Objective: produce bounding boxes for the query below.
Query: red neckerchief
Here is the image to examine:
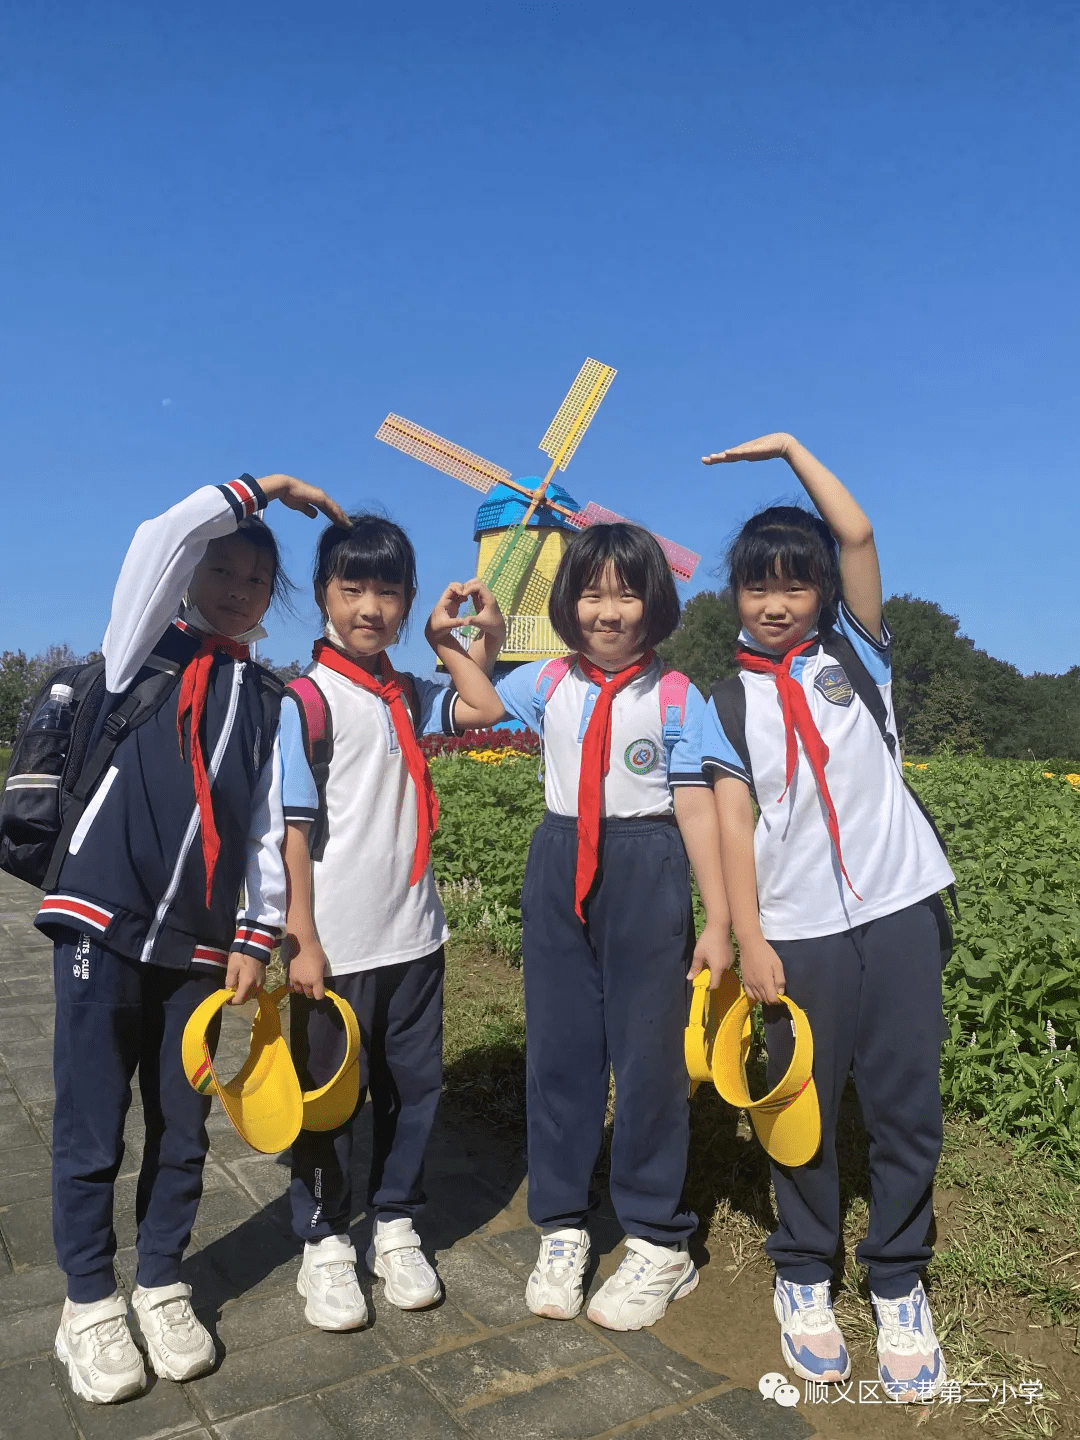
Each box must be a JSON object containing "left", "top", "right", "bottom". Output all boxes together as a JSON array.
[
  {"left": 313, "top": 640, "right": 438, "bottom": 886},
  {"left": 737, "top": 639, "right": 862, "bottom": 899},
  {"left": 176, "top": 635, "right": 249, "bottom": 907},
  {"left": 573, "top": 650, "right": 655, "bottom": 920}
]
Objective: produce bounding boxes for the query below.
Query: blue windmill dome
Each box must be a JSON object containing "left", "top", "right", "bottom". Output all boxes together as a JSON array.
[{"left": 473, "top": 480, "right": 581, "bottom": 539}]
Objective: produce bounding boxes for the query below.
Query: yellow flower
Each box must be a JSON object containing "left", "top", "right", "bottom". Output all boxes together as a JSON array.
[
  {"left": 915, "top": 763, "right": 929, "bottom": 770},
  {"left": 1066, "top": 774, "right": 1080, "bottom": 787},
  {"left": 1044, "top": 772, "right": 1056, "bottom": 779},
  {"left": 903, "top": 761, "right": 913, "bottom": 768},
  {"left": 461, "top": 747, "right": 531, "bottom": 765}
]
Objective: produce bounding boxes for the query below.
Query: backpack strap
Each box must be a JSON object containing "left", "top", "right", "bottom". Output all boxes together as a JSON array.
[
  {"left": 708, "top": 675, "right": 756, "bottom": 804},
  {"left": 253, "top": 669, "right": 284, "bottom": 769},
  {"left": 657, "top": 668, "right": 690, "bottom": 757},
  {"left": 820, "top": 629, "right": 895, "bottom": 754},
  {"left": 823, "top": 627, "right": 959, "bottom": 915},
  {"left": 286, "top": 676, "right": 334, "bottom": 861},
  {"left": 43, "top": 669, "right": 180, "bottom": 891},
  {"left": 533, "top": 655, "right": 573, "bottom": 721}
]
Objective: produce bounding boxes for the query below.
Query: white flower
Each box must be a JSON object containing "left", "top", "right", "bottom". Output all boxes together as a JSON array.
[{"left": 1046, "top": 1018, "right": 1057, "bottom": 1051}]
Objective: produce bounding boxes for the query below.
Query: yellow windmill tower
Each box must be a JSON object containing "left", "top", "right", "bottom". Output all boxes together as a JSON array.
[{"left": 376, "top": 359, "right": 700, "bottom": 664}]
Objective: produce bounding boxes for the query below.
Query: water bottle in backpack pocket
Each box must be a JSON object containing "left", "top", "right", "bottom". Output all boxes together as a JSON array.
[
  {"left": 30, "top": 683, "right": 75, "bottom": 732},
  {"left": 0, "top": 666, "right": 109, "bottom": 886},
  {"left": 5, "top": 683, "right": 79, "bottom": 842}
]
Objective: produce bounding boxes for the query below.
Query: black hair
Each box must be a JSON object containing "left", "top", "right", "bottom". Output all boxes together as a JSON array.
[
  {"left": 548, "top": 522, "right": 681, "bottom": 651},
  {"left": 726, "top": 506, "right": 841, "bottom": 626},
  {"left": 231, "top": 514, "right": 297, "bottom": 614},
  {"left": 313, "top": 512, "right": 418, "bottom": 635}
]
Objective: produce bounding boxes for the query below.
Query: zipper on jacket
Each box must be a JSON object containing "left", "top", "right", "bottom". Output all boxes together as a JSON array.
[{"left": 141, "top": 662, "right": 245, "bottom": 963}]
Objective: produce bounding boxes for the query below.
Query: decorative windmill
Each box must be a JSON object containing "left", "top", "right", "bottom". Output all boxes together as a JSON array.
[{"left": 376, "top": 359, "right": 700, "bottom": 664}]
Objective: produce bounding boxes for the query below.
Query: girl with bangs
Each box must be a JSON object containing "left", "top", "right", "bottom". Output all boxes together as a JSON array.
[
  {"left": 700, "top": 434, "right": 954, "bottom": 1402},
  {"left": 279, "top": 514, "right": 505, "bottom": 1330},
  {"left": 473, "top": 522, "right": 731, "bottom": 1333}
]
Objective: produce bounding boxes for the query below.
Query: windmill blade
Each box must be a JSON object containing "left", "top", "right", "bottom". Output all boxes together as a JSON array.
[
  {"left": 483, "top": 524, "right": 542, "bottom": 613},
  {"left": 568, "top": 501, "right": 701, "bottom": 581},
  {"left": 519, "top": 568, "right": 552, "bottom": 614},
  {"left": 538, "top": 359, "right": 617, "bottom": 472},
  {"left": 375, "top": 414, "right": 511, "bottom": 494}
]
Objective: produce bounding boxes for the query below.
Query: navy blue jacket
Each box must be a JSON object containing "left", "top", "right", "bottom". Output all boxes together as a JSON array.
[{"left": 35, "top": 481, "right": 287, "bottom": 973}]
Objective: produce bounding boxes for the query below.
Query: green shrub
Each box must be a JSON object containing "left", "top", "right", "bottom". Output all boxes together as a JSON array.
[
  {"left": 430, "top": 754, "right": 546, "bottom": 957},
  {"left": 909, "top": 757, "right": 1080, "bottom": 1171},
  {"left": 431, "top": 751, "right": 1080, "bottom": 1166}
]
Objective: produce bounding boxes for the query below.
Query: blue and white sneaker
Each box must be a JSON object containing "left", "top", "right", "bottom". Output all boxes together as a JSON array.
[
  {"left": 773, "top": 1278, "right": 851, "bottom": 1383},
  {"left": 872, "top": 1282, "right": 946, "bottom": 1402}
]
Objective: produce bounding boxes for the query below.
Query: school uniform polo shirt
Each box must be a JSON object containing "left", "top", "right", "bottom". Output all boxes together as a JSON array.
[
  {"left": 279, "top": 664, "right": 454, "bottom": 975},
  {"left": 701, "top": 603, "right": 955, "bottom": 941},
  {"left": 494, "top": 656, "right": 709, "bottom": 818}
]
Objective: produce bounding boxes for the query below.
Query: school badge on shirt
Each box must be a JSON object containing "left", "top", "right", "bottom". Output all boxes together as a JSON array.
[
  {"left": 624, "top": 739, "right": 661, "bottom": 774},
  {"left": 814, "top": 665, "right": 854, "bottom": 706}
]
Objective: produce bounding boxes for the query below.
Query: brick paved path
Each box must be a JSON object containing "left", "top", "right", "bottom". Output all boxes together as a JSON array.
[{"left": 0, "top": 872, "right": 812, "bottom": 1440}]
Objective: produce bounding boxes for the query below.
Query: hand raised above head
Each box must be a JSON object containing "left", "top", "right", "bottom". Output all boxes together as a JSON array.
[
  {"left": 255, "top": 474, "right": 350, "bottom": 528},
  {"left": 701, "top": 434, "right": 795, "bottom": 466}
]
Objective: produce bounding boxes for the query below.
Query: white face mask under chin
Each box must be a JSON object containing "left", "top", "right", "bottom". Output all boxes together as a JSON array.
[
  {"left": 181, "top": 599, "right": 268, "bottom": 646},
  {"left": 322, "top": 618, "right": 399, "bottom": 649},
  {"left": 323, "top": 617, "right": 347, "bottom": 648}
]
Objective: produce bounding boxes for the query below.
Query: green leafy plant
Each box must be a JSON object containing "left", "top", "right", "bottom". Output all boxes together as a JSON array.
[
  {"left": 909, "top": 757, "right": 1080, "bottom": 1171},
  {"left": 430, "top": 753, "right": 546, "bottom": 955}
]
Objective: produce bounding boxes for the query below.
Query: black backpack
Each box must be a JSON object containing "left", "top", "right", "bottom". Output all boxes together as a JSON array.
[
  {"left": 0, "top": 658, "right": 282, "bottom": 891},
  {"left": 710, "top": 629, "right": 958, "bottom": 916}
]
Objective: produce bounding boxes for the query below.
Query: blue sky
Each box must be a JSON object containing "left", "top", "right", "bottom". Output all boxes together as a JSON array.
[{"left": 1, "top": 1, "right": 1077, "bottom": 677}]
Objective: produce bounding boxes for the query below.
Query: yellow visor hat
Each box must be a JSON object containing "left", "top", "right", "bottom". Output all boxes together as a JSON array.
[
  {"left": 266, "top": 984, "right": 363, "bottom": 1133},
  {"left": 182, "top": 988, "right": 362, "bottom": 1152},
  {"left": 683, "top": 968, "right": 741, "bottom": 1094},
  {"left": 182, "top": 988, "right": 303, "bottom": 1154},
  {"left": 710, "top": 990, "right": 821, "bottom": 1168}
]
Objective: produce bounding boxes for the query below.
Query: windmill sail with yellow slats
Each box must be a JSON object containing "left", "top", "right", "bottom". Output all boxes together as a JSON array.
[{"left": 376, "top": 359, "right": 700, "bottom": 664}]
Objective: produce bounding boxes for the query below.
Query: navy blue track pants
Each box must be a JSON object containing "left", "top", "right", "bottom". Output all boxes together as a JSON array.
[
  {"left": 288, "top": 949, "right": 444, "bottom": 1240},
  {"left": 521, "top": 813, "right": 697, "bottom": 1245},
  {"left": 51, "top": 930, "right": 220, "bottom": 1303},
  {"left": 764, "top": 895, "right": 948, "bottom": 1298}
]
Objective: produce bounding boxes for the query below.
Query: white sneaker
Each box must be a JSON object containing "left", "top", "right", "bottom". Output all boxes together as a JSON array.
[
  {"left": 872, "top": 1282, "right": 947, "bottom": 1401},
  {"left": 297, "top": 1235, "right": 368, "bottom": 1330},
  {"left": 526, "top": 1227, "right": 590, "bottom": 1320},
  {"left": 773, "top": 1278, "right": 851, "bottom": 1383},
  {"left": 365, "top": 1217, "right": 442, "bottom": 1310},
  {"left": 131, "top": 1282, "right": 215, "bottom": 1381},
  {"left": 586, "top": 1237, "right": 698, "bottom": 1331},
  {"left": 55, "top": 1293, "right": 146, "bottom": 1404}
]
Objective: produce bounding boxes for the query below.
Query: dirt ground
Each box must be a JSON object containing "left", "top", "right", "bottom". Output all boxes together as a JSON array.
[{"left": 444, "top": 947, "right": 1080, "bottom": 1440}]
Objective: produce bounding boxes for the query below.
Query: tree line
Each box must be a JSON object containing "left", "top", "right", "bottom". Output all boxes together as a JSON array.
[
  {"left": 658, "top": 592, "right": 1080, "bottom": 762},
  {"left": 3, "top": 596, "right": 1078, "bottom": 761}
]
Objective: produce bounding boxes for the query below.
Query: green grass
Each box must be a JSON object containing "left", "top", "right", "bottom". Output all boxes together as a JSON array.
[{"left": 0, "top": 746, "right": 9, "bottom": 787}]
